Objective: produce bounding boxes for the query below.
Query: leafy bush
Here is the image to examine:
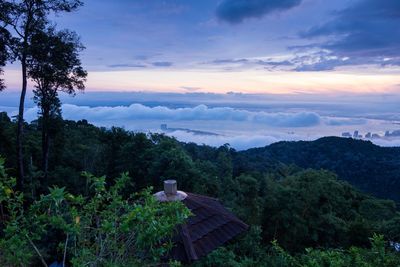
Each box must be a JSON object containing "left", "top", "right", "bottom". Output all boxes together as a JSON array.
[{"left": 0, "top": 158, "right": 191, "bottom": 266}]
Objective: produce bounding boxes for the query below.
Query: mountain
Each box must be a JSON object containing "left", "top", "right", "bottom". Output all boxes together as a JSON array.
[{"left": 235, "top": 137, "right": 400, "bottom": 202}]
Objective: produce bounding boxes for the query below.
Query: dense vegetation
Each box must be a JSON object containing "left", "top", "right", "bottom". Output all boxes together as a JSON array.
[
  {"left": 235, "top": 138, "right": 400, "bottom": 202},
  {"left": 0, "top": 113, "right": 399, "bottom": 266},
  {"left": 0, "top": 160, "right": 190, "bottom": 266}
]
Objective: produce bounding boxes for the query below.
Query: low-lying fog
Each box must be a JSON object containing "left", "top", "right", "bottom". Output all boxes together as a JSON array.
[{"left": 2, "top": 92, "right": 400, "bottom": 150}]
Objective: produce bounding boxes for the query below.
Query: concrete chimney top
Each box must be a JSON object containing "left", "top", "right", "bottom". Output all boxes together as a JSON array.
[
  {"left": 164, "top": 180, "right": 177, "bottom": 195},
  {"left": 154, "top": 179, "right": 187, "bottom": 202}
]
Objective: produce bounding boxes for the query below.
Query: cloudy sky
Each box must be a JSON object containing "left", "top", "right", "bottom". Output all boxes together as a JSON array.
[
  {"left": 3, "top": 0, "right": 400, "bottom": 94},
  {"left": 2, "top": 0, "right": 400, "bottom": 149}
]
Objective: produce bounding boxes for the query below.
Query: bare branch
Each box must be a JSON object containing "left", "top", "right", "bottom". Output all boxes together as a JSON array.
[
  {"left": 25, "top": 234, "right": 48, "bottom": 267},
  {"left": 12, "top": 24, "right": 23, "bottom": 38},
  {"left": 63, "top": 233, "right": 69, "bottom": 267}
]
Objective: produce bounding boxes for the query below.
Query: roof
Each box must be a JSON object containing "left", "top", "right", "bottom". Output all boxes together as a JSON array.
[{"left": 167, "top": 193, "right": 248, "bottom": 263}]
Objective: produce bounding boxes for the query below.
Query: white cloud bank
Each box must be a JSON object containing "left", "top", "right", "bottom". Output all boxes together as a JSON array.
[
  {"left": 2, "top": 103, "right": 400, "bottom": 150},
  {"left": 19, "top": 103, "right": 360, "bottom": 126},
  {"left": 22, "top": 103, "right": 369, "bottom": 128},
  {"left": 40, "top": 103, "right": 322, "bottom": 128}
]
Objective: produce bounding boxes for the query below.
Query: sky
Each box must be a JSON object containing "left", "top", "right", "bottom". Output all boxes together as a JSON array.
[
  {"left": 2, "top": 0, "right": 400, "bottom": 149},
  {"left": 3, "top": 0, "right": 400, "bottom": 94}
]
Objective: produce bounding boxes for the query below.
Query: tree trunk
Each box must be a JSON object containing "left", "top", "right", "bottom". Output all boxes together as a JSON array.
[
  {"left": 16, "top": 53, "right": 27, "bottom": 191},
  {"left": 41, "top": 108, "right": 50, "bottom": 186},
  {"left": 16, "top": 0, "right": 35, "bottom": 191}
]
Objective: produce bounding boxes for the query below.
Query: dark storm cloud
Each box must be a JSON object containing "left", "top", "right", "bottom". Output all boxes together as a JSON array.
[
  {"left": 216, "top": 0, "right": 303, "bottom": 24},
  {"left": 300, "top": 0, "right": 400, "bottom": 68}
]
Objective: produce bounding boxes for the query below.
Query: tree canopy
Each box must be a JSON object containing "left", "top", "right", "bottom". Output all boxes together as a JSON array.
[
  {"left": 0, "top": 27, "right": 8, "bottom": 91},
  {"left": 27, "top": 26, "right": 87, "bottom": 184},
  {"left": 28, "top": 27, "right": 87, "bottom": 97},
  {"left": 235, "top": 137, "right": 400, "bottom": 202},
  {"left": 0, "top": 0, "right": 84, "bottom": 190},
  {"left": 0, "top": 116, "right": 399, "bottom": 266}
]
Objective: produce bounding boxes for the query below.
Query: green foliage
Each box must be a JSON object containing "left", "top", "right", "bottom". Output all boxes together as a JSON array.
[
  {"left": 0, "top": 158, "right": 191, "bottom": 266},
  {"left": 381, "top": 213, "right": 400, "bottom": 242},
  {"left": 195, "top": 226, "right": 269, "bottom": 267},
  {"left": 261, "top": 169, "right": 398, "bottom": 251},
  {"left": 296, "top": 234, "right": 400, "bottom": 267},
  {"left": 70, "top": 172, "right": 191, "bottom": 266},
  {"left": 197, "top": 235, "right": 400, "bottom": 267},
  {"left": 196, "top": 247, "right": 249, "bottom": 267},
  {"left": 0, "top": 157, "right": 34, "bottom": 266},
  {"left": 236, "top": 137, "right": 400, "bottom": 202},
  {"left": 1, "top": 116, "right": 400, "bottom": 266}
]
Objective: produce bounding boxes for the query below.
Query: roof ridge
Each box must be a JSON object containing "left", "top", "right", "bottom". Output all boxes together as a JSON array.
[
  {"left": 187, "top": 192, "right": 219, "bottom": 201},
  {"left": 179, "top": 224, "right": 198, "bottom": 262},
  {"left": 185, "top": 194, "right": 247, "bottom": 225}
]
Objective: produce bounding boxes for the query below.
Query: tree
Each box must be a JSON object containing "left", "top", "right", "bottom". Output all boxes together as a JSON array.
[
  {"left": 0, "top": 27, "right": 9, "bottom": 91},
  {"left": 0, "top": 56, "right": 5, "bottom": 91},
  {"left": 27, "top": 27, "right": 87, "bottom": 186},
  {"left": 0, "top": 0, "right": 83, "bottom": 190}
]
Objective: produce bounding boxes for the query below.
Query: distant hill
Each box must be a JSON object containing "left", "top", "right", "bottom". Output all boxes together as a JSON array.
[{"left": 235, "top": 137, "right": 400, "bottom": 202}]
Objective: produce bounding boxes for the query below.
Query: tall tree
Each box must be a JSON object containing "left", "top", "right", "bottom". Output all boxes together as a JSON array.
[
  {"left": 0, "top": 27, "right": 9, "bottom": 91},
  {"left": 0, "top": 0, "right": 83, "bottom": 190},
  {"left": 28, "top": 27, "right": 86, "bottom": 185}
]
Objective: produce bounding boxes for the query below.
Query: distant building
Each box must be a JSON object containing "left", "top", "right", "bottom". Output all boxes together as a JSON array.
[
  {"left": 385, "top": 130, "right": 400, "bottom": 137},
  {"left": 372, "top": 133, "right": 381, "bottom": 139},
  {"left": 161, "top": 124, "right": 168, "bottom": 131},
  {"left": 365, "top": 132, "right": 371, "bottom": 138},
  {"left": 342, "top": 132, "right": 352, "bottom": 137},
  {"left": 353, "top": 130, "right": 362, "bottom": 138}
]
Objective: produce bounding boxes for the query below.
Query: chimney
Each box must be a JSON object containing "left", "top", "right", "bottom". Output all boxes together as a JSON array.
[
  {"left": 154, "top": 179, "right": 187, "bottom": 202},
  {"left": 164, "top": 180, "right": 177, "bottom": 195}
]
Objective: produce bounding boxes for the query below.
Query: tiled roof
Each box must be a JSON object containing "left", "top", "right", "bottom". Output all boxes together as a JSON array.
[{"left": 167, "top": 193, "right": 248, "bottom": 263}]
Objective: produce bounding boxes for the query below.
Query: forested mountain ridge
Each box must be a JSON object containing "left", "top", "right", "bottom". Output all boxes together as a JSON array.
[{"left": 235, "top": 137, "right": 400, "bottom": 202}]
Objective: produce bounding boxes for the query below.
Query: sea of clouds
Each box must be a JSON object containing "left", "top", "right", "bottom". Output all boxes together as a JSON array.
[
  {"left": 23, "top": 103, "right": 324, "bottom": 127},
  {"left": 0, "top": 103, "right": 395, "bottom": 150},
  {"left": 2, "top": 92, "right": 400, "bottom": 150}
]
